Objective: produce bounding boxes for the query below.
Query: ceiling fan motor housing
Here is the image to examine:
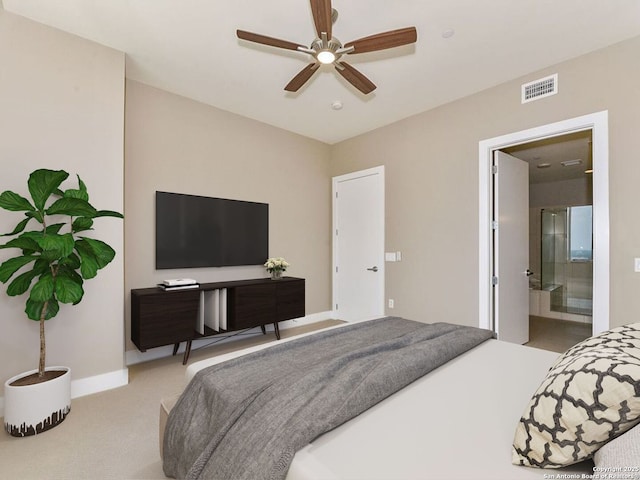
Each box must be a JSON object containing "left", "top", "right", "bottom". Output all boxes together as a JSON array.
[{"left": 312, "top": 37, "right": 342, "bottom": 61}]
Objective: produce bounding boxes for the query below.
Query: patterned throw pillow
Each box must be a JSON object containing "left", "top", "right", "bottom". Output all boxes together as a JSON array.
[{"left": 512, "top": 323, "right": 640, "bottom": 468}]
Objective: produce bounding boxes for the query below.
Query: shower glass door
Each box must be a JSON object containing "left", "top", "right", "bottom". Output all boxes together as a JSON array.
[{"left": 540, "top": 206, "right": 593, "bottom": 316}]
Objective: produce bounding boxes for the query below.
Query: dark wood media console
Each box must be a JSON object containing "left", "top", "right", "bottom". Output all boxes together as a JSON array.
[{"left": 131, "top": 277, "right": 305, "bottom": 364}]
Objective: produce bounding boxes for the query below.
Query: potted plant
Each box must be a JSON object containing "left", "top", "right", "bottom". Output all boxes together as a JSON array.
[
  {"left": 0, "top": 169, "right": 123, "bottom": 437},
  {"left": 264, "top": 257, "right": 289, "bottom": 280}
]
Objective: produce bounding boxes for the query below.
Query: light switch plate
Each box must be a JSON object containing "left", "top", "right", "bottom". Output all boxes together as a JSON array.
[
  {"left": 385, "top": 252, "right": 397, "bottom": 262},
  {"left": 635, "top": 258, "right": 640, "bottom": 272}
]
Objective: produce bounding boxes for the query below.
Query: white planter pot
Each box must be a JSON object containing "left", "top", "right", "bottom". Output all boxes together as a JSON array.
[{"left": 4, "top": 366, "right": 71, "bottom": 437}]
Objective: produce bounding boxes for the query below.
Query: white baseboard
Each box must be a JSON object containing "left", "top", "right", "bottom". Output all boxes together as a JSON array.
[
  {"left": 125, "top": 311, "right": 336, "bottom": 366},
  {"left": 70, "top": 368, "right": 129, "bottom": 399},
  {"left": 0, "top": 368, "right": 129, "bottom": 419}
]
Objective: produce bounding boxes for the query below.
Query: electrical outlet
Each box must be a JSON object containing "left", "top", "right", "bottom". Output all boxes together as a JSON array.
[{"left": 388, "top": 299, "right": 394, "bottom": 308}]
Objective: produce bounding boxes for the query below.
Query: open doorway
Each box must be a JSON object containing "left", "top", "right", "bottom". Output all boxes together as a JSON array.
[
  {"left": 478, "top": 111, "right": 610, "bottom": 350},
  {"left": 501, "top": 130, "right": 593, "bottom": 352}
]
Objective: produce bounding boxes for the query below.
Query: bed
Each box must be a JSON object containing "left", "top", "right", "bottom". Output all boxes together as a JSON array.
[{"left": 161, "top": 317, "right": 640, "bottom": 479}]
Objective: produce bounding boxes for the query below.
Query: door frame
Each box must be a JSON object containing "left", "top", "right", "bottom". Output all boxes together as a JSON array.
[
  {"left": 332, "top": 165, "right": 385, "bottom": 319},
  {"left": 478, "top": 111, "right": 609, "bottom": 336}
]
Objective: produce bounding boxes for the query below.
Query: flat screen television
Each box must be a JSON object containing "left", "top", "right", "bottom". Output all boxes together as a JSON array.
[{"left": 155, "top": 191, "right": 268, "bottom": 269}]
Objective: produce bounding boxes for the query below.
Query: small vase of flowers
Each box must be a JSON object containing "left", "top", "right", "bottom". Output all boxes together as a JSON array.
[{"left": 264, "top": 257, "right": 289, "bottom": 280}]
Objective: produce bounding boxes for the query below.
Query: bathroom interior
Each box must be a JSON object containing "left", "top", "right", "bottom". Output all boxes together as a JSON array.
[{"left": 504, "top": 130, "right": 593, "bottom": 352}]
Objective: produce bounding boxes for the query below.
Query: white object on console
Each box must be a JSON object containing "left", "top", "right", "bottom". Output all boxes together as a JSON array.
[{"left": 163, "top": 278, "right": 197, "bottom": 286}]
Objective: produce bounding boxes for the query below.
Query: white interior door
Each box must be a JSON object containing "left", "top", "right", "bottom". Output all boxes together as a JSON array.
[
  {"left": 494, "top": 151, "right": 530, "bottom": 344},
  {"left": 333, "top": 166, "right": 385, "bottom": 321}
]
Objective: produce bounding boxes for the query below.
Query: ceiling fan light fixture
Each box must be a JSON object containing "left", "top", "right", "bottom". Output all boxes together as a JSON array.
[{"left": 317, "top": 50, "right": 336, "bottom": 64}]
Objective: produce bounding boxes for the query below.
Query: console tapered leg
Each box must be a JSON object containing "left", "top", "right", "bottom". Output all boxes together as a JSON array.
[
  {"left": 274, "top": 322, "right": 281, "bottom": 340},
  {"left": 182, "top": 340, "right": 192, "bottom": 365}
]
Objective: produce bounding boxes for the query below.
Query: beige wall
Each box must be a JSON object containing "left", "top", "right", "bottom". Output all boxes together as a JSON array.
[
  {"left": 0, "top": 11, "right": 125, "bottom": 387},
  {"left": 124, "top": 80, "right": 332, "bottom": 352},
  {"left": 330, "top": 35, "right": 640, "bottom": 329}
]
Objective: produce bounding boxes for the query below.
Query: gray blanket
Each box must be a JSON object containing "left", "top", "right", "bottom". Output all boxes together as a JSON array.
[{"left": 163, "top": 317, "right": 493, "bottom": 480}]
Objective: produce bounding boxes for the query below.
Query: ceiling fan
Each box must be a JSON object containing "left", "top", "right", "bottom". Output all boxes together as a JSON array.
[{"left": 236, "top": 0, "right": 417, "bottom": 95}]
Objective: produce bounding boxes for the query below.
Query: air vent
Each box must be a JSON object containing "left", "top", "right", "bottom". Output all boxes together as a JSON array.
[{"left": 521, "top": 74, "right": 558, "bottom": 104}]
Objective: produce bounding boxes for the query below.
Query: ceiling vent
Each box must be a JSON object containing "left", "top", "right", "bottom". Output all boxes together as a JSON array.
[{"left": 521, "top": 74, "right": 558, "bottom": 104}]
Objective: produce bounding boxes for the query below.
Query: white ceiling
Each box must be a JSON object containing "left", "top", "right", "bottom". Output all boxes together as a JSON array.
[
  {"left": 3, "top": 0, "right": 640, "bottom": 144},
  {"left": 504, "top": 130, "right": 592, "bottom": 185}
]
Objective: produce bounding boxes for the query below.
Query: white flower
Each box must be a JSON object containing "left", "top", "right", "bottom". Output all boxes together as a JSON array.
[{"left": 264, "top": 257, "right": 289, "bottom": 272}]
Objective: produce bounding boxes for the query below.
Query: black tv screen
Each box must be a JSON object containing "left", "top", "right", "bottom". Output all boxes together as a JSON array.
[{"left": 155, "top": 191, "right": 268, "bottom": 269}]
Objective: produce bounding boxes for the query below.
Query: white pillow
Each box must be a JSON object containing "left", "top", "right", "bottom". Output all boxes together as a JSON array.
[
  {"left": 512, "top": 323, "right": 640, "bottom": 468},
  {"left": 594, "top": 422, "right": 640, "bottom": 469}
]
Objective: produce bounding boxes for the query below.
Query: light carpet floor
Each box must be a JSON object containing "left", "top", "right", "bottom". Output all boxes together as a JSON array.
[{"left": 0, "top": 319, "right": 343, "bottom": 480}]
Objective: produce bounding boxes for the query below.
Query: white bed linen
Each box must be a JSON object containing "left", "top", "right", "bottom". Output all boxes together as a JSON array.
[{"left": 184, "top": 321, "right": 595, "bottom": 479}]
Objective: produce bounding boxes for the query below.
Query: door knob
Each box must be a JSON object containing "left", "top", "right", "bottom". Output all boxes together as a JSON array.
[
  {"left": 367, "top": 266, "right": 379, "bottom": 272},
  {"left": 526, "top": 269, "right": 534, "bottom": 277}
]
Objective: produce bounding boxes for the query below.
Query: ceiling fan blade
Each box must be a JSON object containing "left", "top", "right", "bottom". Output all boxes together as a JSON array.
[
  {"left": 237, "top": 30, "right": 305, "bottom": 51},
  {"left": 285, "top": 63, "right": 320, "bottom": 92},
  {"left": 335, "top": 62, "right": 376, "bottom": 95},
  {"left": 310, "top": 0, "right": 332, "bottom": 39},
  {"left": 345, "top": 27, "right": 417, "bottom": 54}
]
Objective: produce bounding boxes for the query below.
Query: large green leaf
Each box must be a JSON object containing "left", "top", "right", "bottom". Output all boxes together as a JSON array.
[
  {"left": 60, "top": 252, "right": 81, "bottom": 269},
  {"left": 0, "top": 255, "right": 37, "bottom": 283},
  {"left": 19, "top": 231, "right": 48, "bottom": 246},
  {"left": 95, "top": 210, "right": 124, "bottom": 219},
  {"left": 57, "top": 265, "right": 83, "bottom": 284},
  {"left": 94, "top": 242, "right": 117, "bottom": 269},
  {"left": 63, "top": 174, "right": 89, "bottom": 202},
  {"left": 0, "top": 191, "right": 35, "bottom": 212},
  {"left": 7, "top": 259, "right": 51, "bottom": 296},
  {"left": 72, "top": 217, "right": 93, "bottom": 233},
  {"left": 55, "top": 273, "right": 84, "bottom": 304},
  {"left": 78, "top": 176, "right": 87, "bottom": 191},
  {"left": 46, "top": 197, "right": 97, "bottom": 218},
  {"left": 78, "top": 237, "right": 116, "bottom": 269},
  {"left": 1, "top": 217, "right": 32, "bottom": 237},
  {"left": 30, "top": 272, "right": 54, "bottom": 302},
  {"left": 80, "top": 256, "right": 98, "bottom": 279},
  {"left": 6, "top": 268, "right": 41, "bottom": 296},
  {"left": 28, "top": 169, "right": 69, "bottom": 211},
  {"left": 25, "top": 210, "right": 44, "bottom": 224},
  {"left": 75, "top": 241, "right": 99, "bottom": 279},
  {"left": 45, "top": 223, "right": 65, "bottom": 235},
  {"left": 25, "top": 297, "right": 59, "bottom": 321},
  {"left": 0, "top": 236, "right": 40, "bottom": 253},
  {"left": 31, "top": 231, "right": 71, "bottom": 262},
  {"left": 33, "top": 258, "right": 51, "bottom": 275},
  {"left": 37, "top": 233, "right": 75, "bottom": 259},
  {"left": 63, "top": 189, "right": 89, "bottom": 201}
]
